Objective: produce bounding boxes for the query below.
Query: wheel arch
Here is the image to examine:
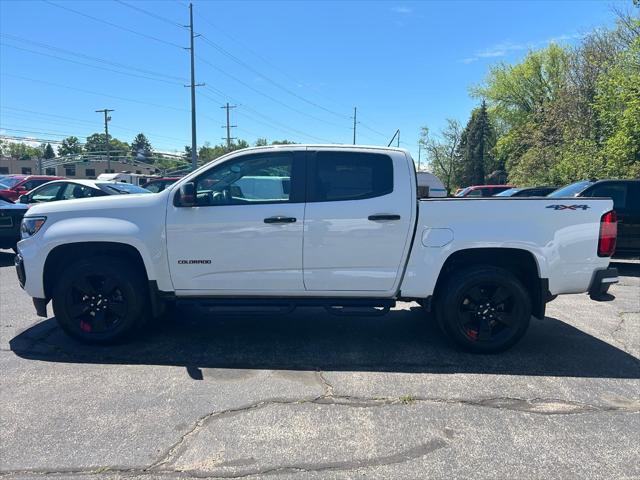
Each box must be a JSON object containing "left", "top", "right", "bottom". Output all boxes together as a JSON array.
[
  {"left": 43, "top": 242, "right": 149, "bottom": 300},
  {"left": 432, "top": 247, "right": 548, "bottom": 319}
]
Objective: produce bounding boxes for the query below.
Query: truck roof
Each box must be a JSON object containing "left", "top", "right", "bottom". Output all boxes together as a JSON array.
[{"left": 227, "top": 144, "right": 410, "bottom": 154}]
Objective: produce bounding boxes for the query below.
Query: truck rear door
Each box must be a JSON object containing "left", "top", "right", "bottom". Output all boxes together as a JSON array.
[{"left": 303, "top": 148, "right": 415, "bottom": 292}]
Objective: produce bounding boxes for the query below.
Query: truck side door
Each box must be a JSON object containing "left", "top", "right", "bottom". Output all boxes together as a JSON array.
[
  {"left": 165, "top": 150, "right": 306, "bottom": 293},
  {"left": 303, "top": 149, "right": 415, "bottom": 293}
]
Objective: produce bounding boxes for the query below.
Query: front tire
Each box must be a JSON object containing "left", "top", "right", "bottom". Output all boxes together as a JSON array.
[
  {"left": 435, "top": 265, "right": 531, "bottom": 353},
  {"left": 52, "top": 256, "right": 148, "bottom": 344}
]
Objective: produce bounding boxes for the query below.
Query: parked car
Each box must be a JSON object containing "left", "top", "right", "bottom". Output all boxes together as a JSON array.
[
  {"left": 141, "top": 177, "right": 180, "bottom": 193},
  {"left": 17, "top": 145, "right": 618, "bottom": 353},
  {"left": 19, "top": 179, "right": 152, "bottom": 204},
  {"left": 494, "top": 186, "right": 558, "bottom": 197},
  {"left": 0, "top": 175, "right": 64, "bottom": 201},
  {"left": 455, "top": 185, "right": 514, "bottom": 197},
  {"left": 549, "top": 179, "right": 640, "bottom": 258},
  {"left": 96, "top": 172, "right": 156, "bottom": 186},
  {"left": 0, "top": 195, "right": 28, "bottom": 250}
]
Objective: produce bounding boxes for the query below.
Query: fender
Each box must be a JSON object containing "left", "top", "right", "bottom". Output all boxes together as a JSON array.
[{"left": 19, "top": 216, "right": 172, "bottom": 299}]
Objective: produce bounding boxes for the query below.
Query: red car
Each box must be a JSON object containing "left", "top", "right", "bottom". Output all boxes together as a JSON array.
[
  {"left": 0, "top": 175, "right": 64, "bottom": 201},
  {"left": 454, "top": 184, "right": 514, "bottom": 197},
  {"left": 141, "top": 177, "right": 181, "bottom": 193}
]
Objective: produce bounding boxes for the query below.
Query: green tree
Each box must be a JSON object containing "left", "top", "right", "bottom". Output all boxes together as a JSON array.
[
  {"left": 271, "top": 139, "right": 296, "bottom": 145},
  {"left": 43, "top": 143, "right": 55, "bottom": 159},
  {"left": 593, "top": 29, "right": 640, "bottom": 178},
  {"left": 255, "top": 138, "right": 268, "bottom": 146},
  {"left": 58, "top": 136, "right": 83, "bottom": 156},
  {"left": 85, "top": 133, "right": 129, "bottom": 157},
  {"left": 6, "top": 142, "right": 41, "bottom": 160},
  {"left": 130, "top": 133, "right": 153, "bottom": 162},
  {"left": 420, "top": 119, "right": 462, "bottom": 192},
  {"left": 456, "top": 101, "right": 496, "bottom": 186}
]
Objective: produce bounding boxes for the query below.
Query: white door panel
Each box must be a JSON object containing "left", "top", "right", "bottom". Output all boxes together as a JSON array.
[
  {"left": 303, "top": 149, "right": 414, "bottom": 292},
  {"left": 166, "top": 150, "right": 305, "bottom": 292},
  {"left": 167, "top": 204, "right": 304, "bottom": 291}
]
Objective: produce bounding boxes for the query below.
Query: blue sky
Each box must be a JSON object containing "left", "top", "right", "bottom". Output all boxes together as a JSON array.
[{"left": 0, "top": 0, "right": 624, "bottom": 160}]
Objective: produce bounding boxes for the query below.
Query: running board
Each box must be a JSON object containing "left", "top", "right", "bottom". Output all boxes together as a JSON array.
[{"left": 175, "top": 297, "right": 396, "bottom": 316}]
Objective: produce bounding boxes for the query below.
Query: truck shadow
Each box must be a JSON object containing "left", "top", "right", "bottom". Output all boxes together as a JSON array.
[{"left": 9, "top": 305, "right": 639, "bottom": 379}]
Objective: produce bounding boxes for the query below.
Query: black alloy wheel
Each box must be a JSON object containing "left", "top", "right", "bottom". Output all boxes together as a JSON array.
[
  {"left": 52, "top": 256, "right": 148, "bottom": 344},
  {"left": 436, "top": 265, "right": 532, "bottom": 353}
]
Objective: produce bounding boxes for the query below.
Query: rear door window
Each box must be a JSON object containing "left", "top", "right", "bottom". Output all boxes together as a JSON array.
[
  {"left": 309, "top": 151, "right": 393, "bottom": 202},
  {"left": 584, "top": 183, "right": 628, "bottom": 211},
  {"left": 30, "top": 183, "right": 63, "bottom": 203},
  {"left": 61, "top": 183, "right": 103, "bottom": 200}
]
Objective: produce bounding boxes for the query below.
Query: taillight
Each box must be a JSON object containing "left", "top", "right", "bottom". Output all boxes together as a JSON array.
[{"left": 598, "top": 210, "right": 617, "bottom": 257}]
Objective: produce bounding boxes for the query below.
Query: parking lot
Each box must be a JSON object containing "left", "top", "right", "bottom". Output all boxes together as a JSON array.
[{"left": 0, "top": 249, "right": 638, "bottom": 479}]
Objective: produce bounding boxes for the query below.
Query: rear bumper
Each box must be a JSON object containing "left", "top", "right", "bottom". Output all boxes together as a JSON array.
[{"left": 588, "top": 267, "right": 618, "bottom": 299}]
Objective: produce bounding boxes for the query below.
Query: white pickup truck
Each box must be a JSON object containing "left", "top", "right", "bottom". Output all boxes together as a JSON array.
[{"left": 15, "top": 145, "right": 619, "bottom": 352}]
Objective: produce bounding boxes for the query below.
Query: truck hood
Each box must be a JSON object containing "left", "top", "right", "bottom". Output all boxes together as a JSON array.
[{"left": 25, "top": 191, "right": 168, "bottom": 217}]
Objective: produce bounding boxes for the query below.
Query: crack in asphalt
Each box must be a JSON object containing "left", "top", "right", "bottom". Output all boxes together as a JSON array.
[
  {"left": 1, "top": 389, "right": 639, "bottom": 479},
  {"left": 610, "top": 311, "right": 639, "bottom": 352},
  {"left": 315, "top": 370, "right": 334, "bottom": 397},
  {"left": 144, "top": 387, "right": 639, "bottom": 474}
]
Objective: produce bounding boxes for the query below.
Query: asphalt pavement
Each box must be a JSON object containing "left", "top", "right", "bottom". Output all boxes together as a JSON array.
[{"left": 0, "top": 250, "right": 638, "bottom": 479}]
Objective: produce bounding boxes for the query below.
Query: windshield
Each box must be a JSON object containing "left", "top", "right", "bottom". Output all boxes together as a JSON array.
[
  {"left": 548, "top": 180, "right": 593, "bottom": 198},
  {"left": 0, "top": 177, "right": 23, "bottom": 189},
  {"left": 494, "top": 188, "right": 520, "bottom": 196},
  {"left": 454, "top": 187, "right": 472, "bottom": 197},
  {"left": 99, "top": 183, "right": 151, "bottom": 195},
  {"left": 0, "top": 198, "right": 14, "bottom": 206}
]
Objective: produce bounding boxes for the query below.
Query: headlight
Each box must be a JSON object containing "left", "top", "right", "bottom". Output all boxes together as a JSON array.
[{"left": 21, "top": 216, "right": 47, "bottom": 239}]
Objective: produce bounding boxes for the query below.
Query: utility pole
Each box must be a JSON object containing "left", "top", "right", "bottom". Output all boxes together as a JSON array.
[
  {"left": 95, "top": 109, "right": 114, "bottom": 172},
  {"left": 387, "top": 129, "right": 400, "bottom": 147},
  {"left": 352, "top": 107, "right": 357, "bottom": 145},
  {"left": 186, "top": 3, "right": 204, "bottom": 171},
  {"left": 221, "top": 102, "right": 237, "bottom": 149}
]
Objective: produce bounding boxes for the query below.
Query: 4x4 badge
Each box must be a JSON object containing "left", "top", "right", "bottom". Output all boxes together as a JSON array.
[{"left": 546, "top": 205, "right": 590, "bottom": 211}]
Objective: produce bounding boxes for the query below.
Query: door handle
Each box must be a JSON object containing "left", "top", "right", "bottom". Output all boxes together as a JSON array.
[
  {"left": 368, "top": 214, "right": 401, "bottom": 221},
  {"left": 264, "top": 216, "right": 297, "bottom": 224}
]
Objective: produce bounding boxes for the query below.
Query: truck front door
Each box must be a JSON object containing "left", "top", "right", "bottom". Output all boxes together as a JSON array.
[{"left": 166, "top": 150, "right": 306, "bottom": 292}]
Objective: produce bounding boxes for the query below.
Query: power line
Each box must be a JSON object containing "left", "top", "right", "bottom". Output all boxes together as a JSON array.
[
  {"left": 43, "top": 0, "right": 185, "bottom": 49},
  {"left": 0, "top": 33, "right": 188, "bottom": 83},
  {"left": 2, "top": 73, "right": 190, "bottom": 112},
  {"left": 359, "top": 122, "right": 389, "bottom": 139},
  {"left": 193, "top": 8, "right": 351, "bottom": 112},
  {"left": 198, "top": 35, "right": 349, "bottom": 120},
  {"left": 113, "top": 0, "right": 185, "bottom": 29},
  {"left": 0, "top": 43, "right": 184, "bottom": 86},
  {"left": 197, "top": 55, "right": 343, "bottom": 129},
  {"left": 199, "top": 88, "right": 334, "bottom": 142},
  {"left": 1, "top": 106, "right": 189, "bottom": 143}
]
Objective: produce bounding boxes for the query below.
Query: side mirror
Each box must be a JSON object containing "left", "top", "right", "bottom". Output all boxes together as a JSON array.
[
  {"left": 177, "top": 182, "right": 196, "bottom": 207},
  {"left": 18, "top": 194, "right": 29, "bottom": 204}
]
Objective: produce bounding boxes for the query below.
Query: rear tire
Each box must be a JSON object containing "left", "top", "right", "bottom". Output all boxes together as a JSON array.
[
  {"left": 52, "top": 256, "right": 148, "bottom": 344},
  {"left": 435, "top": 265, "right": 531, "bottom": 353}
]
